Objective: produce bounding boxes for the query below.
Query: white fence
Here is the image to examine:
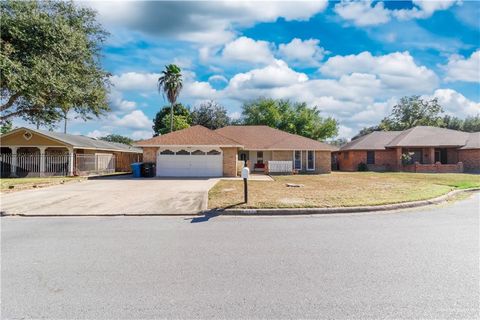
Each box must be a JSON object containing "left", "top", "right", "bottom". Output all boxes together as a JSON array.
[
  {"left": 76, "top": 154, "right": 115, "bottom": 175},
  {"left": 268, "top": 161, "right": 293, "bottom": 174},
  {"left": 0, "top": 154, "right": 70, "bottom": 177}
]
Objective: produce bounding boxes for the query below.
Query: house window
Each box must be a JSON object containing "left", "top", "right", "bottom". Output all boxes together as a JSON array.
[
  {"left": 160, "top": 149, "right": 174, "bottom": 155},
  {"left": 257, "top": 151, "right": 263, "bottom": 164},
  {"left": 191, "top": 150, "right": 206, "bottom": 155},
  {"left": 207, "top": 150, "right": 221, "bottom": 155},
  {"left": 294, "top": 150, "right": 302, "bottom": 170},
  {"left": 344, "top": 152, "right": 349, "bottom": 160},
  {"left": 307, "top": 150, "right": 315, "bottom": 171},
  {"left": 239, "top": 152, "right": 248, "bottom": 161},
  {"left": 176, "top": 149, "right": 190, "bottom": 155},
  {"left": 367, "top": 151, "right": 375, "bottom": 165}
]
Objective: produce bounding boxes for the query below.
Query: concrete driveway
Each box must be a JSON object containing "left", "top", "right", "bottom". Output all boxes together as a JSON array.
[{"left": 0, "top": 176, "right": 219, "bottom": 216}]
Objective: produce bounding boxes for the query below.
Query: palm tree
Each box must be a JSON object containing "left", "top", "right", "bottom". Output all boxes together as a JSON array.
[{"left": 158, "top": 64, "right": 183, "bottom": 132}]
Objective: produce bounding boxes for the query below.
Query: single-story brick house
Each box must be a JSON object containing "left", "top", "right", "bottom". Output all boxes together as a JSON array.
[
  {"left": 136, "top": 125, "right": 336, "bottom": 177},
  {"left": 334, "top": 126, "right": 480, "bottom": 173},
  {"left": 0, "top": 127, "right": 142, "bottom": 177}
]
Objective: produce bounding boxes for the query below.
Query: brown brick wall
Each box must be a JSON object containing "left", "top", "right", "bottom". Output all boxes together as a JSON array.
[
  {"left": 142, "top": 147, "right": 158, "bottom": 163},
  {"left": 314, "top": 151, "right": 331, "bottom": 174},
  {"left": 272, "top": 151, "right": 292, "bottom": 161},
  {"left": 221, "top": 147, "right": 238, "bottom": 177},
  {"left": 458, "top": 149, "right": 480, "bottom": 173},
  {"left": 336, "top": 150, "right": 397, "bottom": 172}
]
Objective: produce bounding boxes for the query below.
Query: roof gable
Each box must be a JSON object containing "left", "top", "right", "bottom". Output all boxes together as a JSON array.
[{"left": 135, "top": 125, "right": 242, "bottom": 146}]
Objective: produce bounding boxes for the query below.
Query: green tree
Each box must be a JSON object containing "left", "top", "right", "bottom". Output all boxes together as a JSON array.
[
  {"left": 158, "top": 64, "right": 183, "bottom": 133},
  {"left": 463, "top": 115, "right": 480, "bottom": 132},
  {"left": 441, "top": 115, "right": 464, "bottom": 131},
  {"left": 351, "top": 125, "right": 384, "bottom": 141},
  {"left": 241, "top": 98, "right": 338, "bottom": 140},
  {"left": 99, "top": 134, "right": 134, "bottom": 145},
  {"left": 191, "top": 100, "right": 230, "bottom": 129},
  {"left": 380, "top": 96, "right": 443, "bottom": 130},
  {"left": 152, "top": 104, "right": 191, "bottom": 136},
  {"left": 0, "top": 120, "right": 13, "bottom": 134},
  {"left": 1, "top": 0, "right": 110, "bottom": 126}
]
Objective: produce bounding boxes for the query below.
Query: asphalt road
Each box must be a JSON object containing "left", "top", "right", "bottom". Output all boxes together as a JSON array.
[{"left": 2, "top": 193, "right": 479, "bottom": 319}]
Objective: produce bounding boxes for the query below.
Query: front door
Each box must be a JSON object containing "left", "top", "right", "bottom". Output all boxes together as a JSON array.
[{"left": 435, "top": 148, "right": 448, "bottom": 164}]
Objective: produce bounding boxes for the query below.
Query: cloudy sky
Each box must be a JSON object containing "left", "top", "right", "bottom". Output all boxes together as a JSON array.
[{"left": 49, "top": 1, "right": 480, "bottom": 139}]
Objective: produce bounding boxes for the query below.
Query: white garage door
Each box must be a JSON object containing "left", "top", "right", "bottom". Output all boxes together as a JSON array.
[{"left": 156, "top": 148, "right": 223, "bottom": 177}]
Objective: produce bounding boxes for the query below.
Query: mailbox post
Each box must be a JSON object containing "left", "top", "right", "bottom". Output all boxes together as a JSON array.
[{"left": 241, "top": 166, "right": 250, "bottom": 203}]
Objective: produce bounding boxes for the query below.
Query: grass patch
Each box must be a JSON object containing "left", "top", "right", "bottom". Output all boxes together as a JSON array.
[
  {"left": 209, "top": 172, "right": 480, "bottom": 209},
  {"left": 1, "top": 176, "right": 85, "bottom": 192}
]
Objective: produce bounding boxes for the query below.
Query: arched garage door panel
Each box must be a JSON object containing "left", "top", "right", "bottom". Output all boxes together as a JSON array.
[{"left": 156, "top": 148, "right": 223, "bottom": 177}]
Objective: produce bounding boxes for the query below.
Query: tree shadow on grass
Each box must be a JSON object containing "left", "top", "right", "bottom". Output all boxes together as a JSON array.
[{"left": 186, "top": 202, "right": 245, "bottom": 223}]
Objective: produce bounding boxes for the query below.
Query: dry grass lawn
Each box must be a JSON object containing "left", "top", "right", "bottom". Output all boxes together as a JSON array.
[
  {"left": 208, "top": 172, "right": 480, "bottom": 209},
  {"left": 1, "top": 176, "right": 85, "bottom": 192}
]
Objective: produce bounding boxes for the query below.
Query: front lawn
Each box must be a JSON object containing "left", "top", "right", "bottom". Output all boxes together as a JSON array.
[
  {"left": 1, "top": 176, "right": 85, "bottom": 192},
  {"left": 208, "top": 172, "right": 480, "bottom": 209}
]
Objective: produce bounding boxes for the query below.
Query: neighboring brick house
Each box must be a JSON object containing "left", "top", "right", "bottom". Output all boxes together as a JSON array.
[
  {"left": 135, "top": 125, "right": 336, "bottom": 177},
  {"left": 334, "top": 126, "right": 480, "bottom": 173}
]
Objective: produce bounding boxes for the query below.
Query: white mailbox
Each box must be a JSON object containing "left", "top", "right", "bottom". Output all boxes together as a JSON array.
[{"left": 241, "top": 167, "right": 250, "bottom": 179}]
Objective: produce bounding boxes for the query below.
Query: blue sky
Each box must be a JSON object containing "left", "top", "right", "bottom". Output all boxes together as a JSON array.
[{"left": 44, "top": 1, "right": 480, "bottom": 139}]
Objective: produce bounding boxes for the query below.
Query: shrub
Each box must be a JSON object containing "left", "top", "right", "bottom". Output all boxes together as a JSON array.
[
  {"left": 357, "top": 162, "right": 369, "bottom": 171},
  {"left": 401, "top": 153, "right": 413, "bottom": 166}
]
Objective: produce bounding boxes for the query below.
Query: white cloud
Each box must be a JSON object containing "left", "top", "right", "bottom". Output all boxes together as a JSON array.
[
  {"left": 208, "top": 75, "right": 228, "bottom": 84},
  {"left": 84, "top": 1, "right": 328, "bottom": 45},
  {"left": 429, "top": 89, "right": 480, "bottom": 118},
  {"left": 320, "top": 51, "right": 438, "bottom": 93},
  {"left": 443, "top": 50, "right": 480, "bottom": 83},
  {"left": 109, "top": 90, "right": 137, "bottom": 112},
  {"left": 226, "top": 59, "right": 308, "bottom": 94},
  {"left": 335, "top": 0, "right": 461, "bottom": 27},
  {"left": 278, "top": 38, "right": 327, "bottom": 66},
  {"left": 87, "top": 129, "right": 110, "bottom": 139},
  {"left": 222, "top": 37, "right": 274, "bottom": 64},
  {"left": 114, "top": 110, "right": 151, "bottom": 130},
  {"left": 111, "top": 72, "right": 159, "bottom": 92},
  {"left": 131, "top": 130, "right": 153, "bottom": 140},
  {"left": 334, "top": 0, "right": 391, "bottom": 26}
]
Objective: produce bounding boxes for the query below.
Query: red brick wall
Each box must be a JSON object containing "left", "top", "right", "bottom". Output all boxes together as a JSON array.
[
  {"left": 336, "top": 150, "right": 397, "bottom": 172},
  {"left": 458, "top": 149, "right": 480, "bottom": 173},
  {"left": 403, "top": 162, "right": 464, "bottom": 173}
]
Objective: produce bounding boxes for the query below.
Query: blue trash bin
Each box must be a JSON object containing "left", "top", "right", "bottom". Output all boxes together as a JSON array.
[{"left": 131, "top": 162, "right": 142, "bottom": 178}]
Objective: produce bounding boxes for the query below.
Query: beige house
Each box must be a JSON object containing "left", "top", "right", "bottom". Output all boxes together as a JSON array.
[
  {"left": 136, "top": 125, "right": 336, "bottom": 177},
  {"left": 1, "top": 127, "right": 142, "bottom": 177}
]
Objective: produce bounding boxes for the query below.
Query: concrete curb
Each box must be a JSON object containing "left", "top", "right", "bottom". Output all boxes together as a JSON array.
[{"left": 2, "top": 188, "right": 478, "bottom": 218}]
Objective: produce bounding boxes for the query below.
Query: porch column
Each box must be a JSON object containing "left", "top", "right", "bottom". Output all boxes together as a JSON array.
[
  {"left": 427, "top": 147, "right": 435, "bottom": 164},
  {"left": 395, "top": 147, "right": 402, "bottom": 171},
  {"left": 10, "top": 146, "right": 18, "bottom": 177},
  {"left": 39, "top": 147, "right": 46, "bottom": 177},
  {"left": 68, "top": 147, "right": 74, "bottom": 176}
]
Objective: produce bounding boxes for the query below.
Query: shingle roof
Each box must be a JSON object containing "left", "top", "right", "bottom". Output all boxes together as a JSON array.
[
  {"left": 135, "top": 125, "right": 242, "bottom": 146},
  {"left": 385, "top": 126, "right": 471, "bottom": 147},
  {"left": 339, "top": 126, "right": 479, "bottom": 151},
  {"left": 1, "top": 127, "right": 142, "bottom": 153},
  {"left": 216, "top": 125, "right": 337, "bottom": 151},
  {"left": 461, "top": 132, "right": 480, "bottom": 149},
  {"left": 340, "top": 131, "right": 402, "bottom": 151}
]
